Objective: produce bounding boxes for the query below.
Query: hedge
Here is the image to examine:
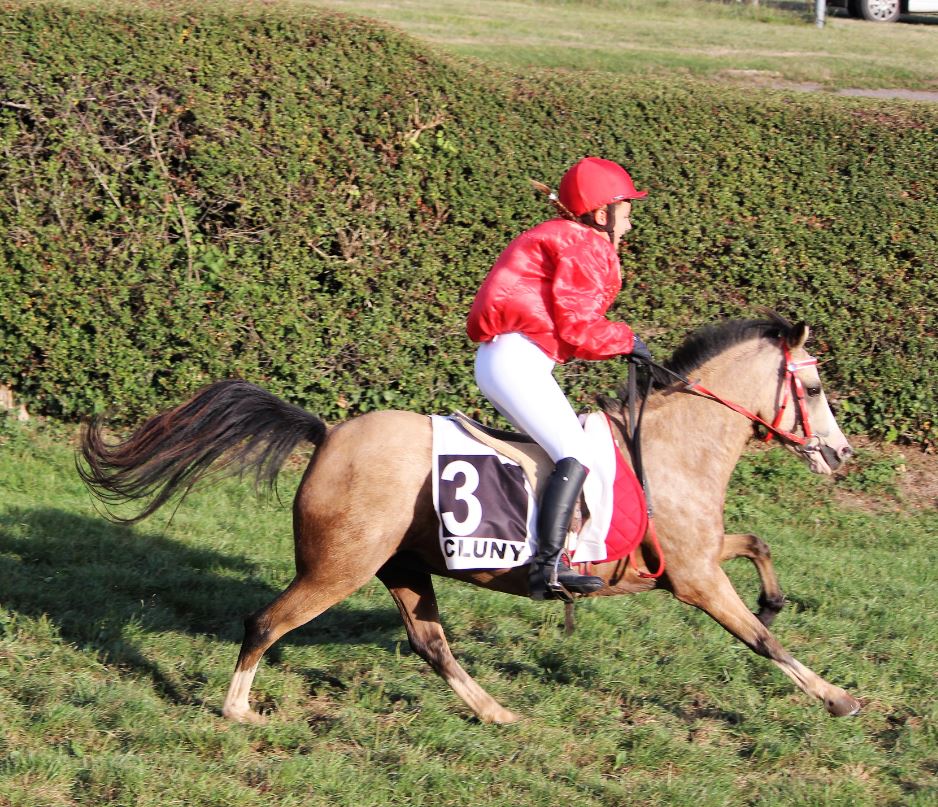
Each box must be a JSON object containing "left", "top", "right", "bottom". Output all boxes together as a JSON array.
[{"left": 1, "top": 1, "right": 936, "bottom": 447}]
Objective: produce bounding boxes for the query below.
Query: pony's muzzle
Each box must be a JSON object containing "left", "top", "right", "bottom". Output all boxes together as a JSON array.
[{"left": 819, "top": 443, "right": 852, "bottom": 470}]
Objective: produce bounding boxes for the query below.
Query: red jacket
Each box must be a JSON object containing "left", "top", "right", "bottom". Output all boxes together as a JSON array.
[{"left": 467, "top": 219, "right": 635, "bottom": 363}]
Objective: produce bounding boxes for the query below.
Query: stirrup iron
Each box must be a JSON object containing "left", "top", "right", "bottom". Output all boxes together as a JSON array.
[{"left": 546, "top": 557, "right": 575, "bottom": 602}]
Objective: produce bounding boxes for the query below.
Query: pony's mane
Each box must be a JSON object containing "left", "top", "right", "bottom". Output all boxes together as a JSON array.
[
  {"left": 659, "top": 312, "right": 795, "bottom": 387},
  {"left": 600, "top": 312, "right": 796, "bottom": 413}
]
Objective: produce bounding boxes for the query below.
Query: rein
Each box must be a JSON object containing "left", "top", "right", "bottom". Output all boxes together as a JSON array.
[
  {"left": 619, "top": 340, "right": 819, "bottom": 581},
  {"left": 623, "top": 361, "right": 666, "bottom": 579}
]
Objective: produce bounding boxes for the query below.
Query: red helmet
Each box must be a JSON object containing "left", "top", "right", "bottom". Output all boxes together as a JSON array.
[{"left": 557, "top": 157, "right": 647, "bottom": 217}]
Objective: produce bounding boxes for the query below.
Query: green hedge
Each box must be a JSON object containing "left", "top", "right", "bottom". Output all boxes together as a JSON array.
[{"left": 1, "top": 1, "right": 936, "bottom": 446}]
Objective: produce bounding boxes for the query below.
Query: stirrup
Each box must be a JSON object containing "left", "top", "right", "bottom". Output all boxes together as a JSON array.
[
  {"left": 551, "top": 555, "right": 604, "bottom": 594},
  {"left": 546, "top": 569, "right": 576, "bottom": 603}
]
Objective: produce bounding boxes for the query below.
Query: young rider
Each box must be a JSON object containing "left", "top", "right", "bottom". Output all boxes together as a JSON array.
[{"left": 467, "top": 156, "right": 653, "bottom": 600}]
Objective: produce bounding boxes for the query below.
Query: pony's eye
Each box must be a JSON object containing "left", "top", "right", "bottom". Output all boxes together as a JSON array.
[{"left": 806, "top": 386, "right": 822, "bottom": 398}]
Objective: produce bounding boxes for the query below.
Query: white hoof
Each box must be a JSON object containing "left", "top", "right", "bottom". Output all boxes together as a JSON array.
[
  {"left": 222, "top": 705, "right": 267, "bottom": 724},
  {"left": 486, "top": 707, "right": 522, "bottom": 725}
]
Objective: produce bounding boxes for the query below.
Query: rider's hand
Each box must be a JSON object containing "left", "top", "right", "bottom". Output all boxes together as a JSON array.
[{"left": 628, "top": 335, "right": 653, "bottom": 364}]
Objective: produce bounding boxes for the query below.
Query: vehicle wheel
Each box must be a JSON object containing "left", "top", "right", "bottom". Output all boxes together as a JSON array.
[{"left": 857, "top": 0, "right": 900, "bottom": 22}]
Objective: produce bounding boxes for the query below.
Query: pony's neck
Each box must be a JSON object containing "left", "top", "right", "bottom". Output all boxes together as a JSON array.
[{"left": 641, "top": 340, "right": 779, "bottom": 494}]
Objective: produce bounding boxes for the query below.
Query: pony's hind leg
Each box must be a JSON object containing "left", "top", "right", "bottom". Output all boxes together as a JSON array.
[
  {"left": 376, "top": 560, "right": 521, "bottom": 724},
  {"left": 222, "top": 567, "right": 381, "bottom": 723},
  {"left": 720, "top": 533, "right": 785, "bottom": 627},
  {"left": 222, "top": 409, "right": 431, "bottom": 723},
  {"left": 674, "top": 565, "right": 860, "bottom": 717}
]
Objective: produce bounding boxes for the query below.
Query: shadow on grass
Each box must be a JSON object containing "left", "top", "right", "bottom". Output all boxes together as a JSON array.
[{"left": 0, "top": 506, "right": 404, "bottom": 702}]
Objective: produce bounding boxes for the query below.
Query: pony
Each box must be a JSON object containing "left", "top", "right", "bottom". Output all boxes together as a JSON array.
[{"left": 79, "top": 314, "right": 860, "bottom": 723}]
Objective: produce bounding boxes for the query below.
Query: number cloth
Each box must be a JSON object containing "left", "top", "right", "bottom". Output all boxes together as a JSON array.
[
  {"left": 431, "top": 413, "right": 648, "bottom": 571},
  {"left": 432, "top": 415, "right": 536, "bottom": 570}
]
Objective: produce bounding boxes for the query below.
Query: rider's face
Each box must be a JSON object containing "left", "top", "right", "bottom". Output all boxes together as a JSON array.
[
  {"left": 594, "top": 201, "right": 633, "bottom": 249},
  {"left": 611, "top": 201, "right": 633, "bottom": 248}
]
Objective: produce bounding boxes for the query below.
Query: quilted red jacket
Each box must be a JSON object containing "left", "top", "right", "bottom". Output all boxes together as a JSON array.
[{"left": 467, "top": 218, "right": 635, "bottom": 363}]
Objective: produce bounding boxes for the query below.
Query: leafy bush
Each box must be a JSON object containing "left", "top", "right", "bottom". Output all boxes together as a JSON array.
[
  {"left": 1, "top": 1, "right": 936, "bottom": 447},
  {"left": 837, "top": 449, "right": 903, "bottom": 495}
]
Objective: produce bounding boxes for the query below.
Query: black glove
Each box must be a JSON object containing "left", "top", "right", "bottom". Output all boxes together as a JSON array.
[{"left": 628, "top": 334, "right": 653, "bottom": 364}]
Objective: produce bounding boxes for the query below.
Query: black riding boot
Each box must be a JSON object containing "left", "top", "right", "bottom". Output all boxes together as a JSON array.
[{"left": 530, "top": 457, "right": 604, "bottom": 600}]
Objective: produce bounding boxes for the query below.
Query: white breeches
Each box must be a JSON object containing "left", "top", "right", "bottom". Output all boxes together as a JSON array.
[{"left": 474, "top": 333, "right": 593, "bottom": 467}]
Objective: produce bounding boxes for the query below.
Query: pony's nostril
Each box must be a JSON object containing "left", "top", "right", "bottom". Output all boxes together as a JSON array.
[{"left": 840, "top": 445, "right": 853, "bottom": 460}]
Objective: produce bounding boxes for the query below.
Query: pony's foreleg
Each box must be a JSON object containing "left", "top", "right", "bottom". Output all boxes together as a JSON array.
[
  {"left": 222, "top": 571, "right": 376, "bottom": 723},
  {"left": 376, "top": 562, "right": 521, "bottom": 725},
  {"left": 720, "top": 533, "right": 785, "bottom": 627},
  {"left": 674, "top": 566, "right": 860, "bottom": 717}
]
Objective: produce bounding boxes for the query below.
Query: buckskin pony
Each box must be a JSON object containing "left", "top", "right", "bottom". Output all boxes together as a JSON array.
[{"left": 78, "top": 314, "right": 860, "bottom": 723}]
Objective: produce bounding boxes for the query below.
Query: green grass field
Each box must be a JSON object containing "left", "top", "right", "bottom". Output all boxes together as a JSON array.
[
  {"left": 1, "top": 415, "right": 936, "bottom": 806},
  {"left": 299, "top": 0, "right": 938, "bottom": 91}
]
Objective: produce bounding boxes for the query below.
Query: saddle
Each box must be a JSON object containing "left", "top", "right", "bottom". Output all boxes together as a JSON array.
[{"left": 451, "top": 411, "right": 586, "bottom": 532}]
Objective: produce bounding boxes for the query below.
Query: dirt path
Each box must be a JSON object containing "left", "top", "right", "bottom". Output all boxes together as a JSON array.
[
  {"left": 832, "top": 436, "right": 938, "bottom": 512},
  {"left": 836, "top": 87, "right": 938, "bottom": 102},
  {"left": 717, "top": 69, "right": 938, "bottom": 102}
]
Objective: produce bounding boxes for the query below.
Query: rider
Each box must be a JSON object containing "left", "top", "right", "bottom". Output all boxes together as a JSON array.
[{"left": 467, "top": 156, "right": 653, "bottom": 600}]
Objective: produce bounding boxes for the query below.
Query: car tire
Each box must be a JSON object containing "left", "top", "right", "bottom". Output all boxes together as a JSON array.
[{"left": 857, "top": 0, "right": 901, "bottom": 22}]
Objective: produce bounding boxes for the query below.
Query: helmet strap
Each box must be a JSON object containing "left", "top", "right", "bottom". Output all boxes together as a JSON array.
[
  {"left": 578, "top": 203, "right": 617, "bottom": 244},
  {"left": 603, "top": 203, "right": 616, "bottom": 244}
]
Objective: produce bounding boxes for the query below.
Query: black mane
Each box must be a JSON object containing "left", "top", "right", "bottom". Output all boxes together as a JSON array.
[
  {"left": 600, "top": 313, "right": 796, "bottom": 413},
  {"left": 660, "top": 312, "right": 795, "bottom": 388}
]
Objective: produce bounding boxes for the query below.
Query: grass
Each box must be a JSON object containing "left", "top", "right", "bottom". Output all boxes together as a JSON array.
[
  {"left": 1, "top": 413, "right": 936, "bottom": 806},
  {"left": 291, "top": 0, "right": 938, "bottom": 91}
]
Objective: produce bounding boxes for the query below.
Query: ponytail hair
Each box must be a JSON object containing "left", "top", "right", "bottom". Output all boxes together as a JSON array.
[{"left": 529, "top": 179, "right": 577, "bottom": 221}]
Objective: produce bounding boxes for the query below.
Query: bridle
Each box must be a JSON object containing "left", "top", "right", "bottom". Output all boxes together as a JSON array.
[{"left": 685, "top": 341, "right": 820, "bottom": 450}]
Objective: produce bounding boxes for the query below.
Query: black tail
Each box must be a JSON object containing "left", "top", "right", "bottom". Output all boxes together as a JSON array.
[{"left": 77, "top": 380, "right": 327, "bottom": 523}]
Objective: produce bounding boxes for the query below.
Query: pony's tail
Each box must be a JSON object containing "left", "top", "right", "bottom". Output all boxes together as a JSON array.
[{"left": 77, "top": 379, "right": 327, "bottom": 523}]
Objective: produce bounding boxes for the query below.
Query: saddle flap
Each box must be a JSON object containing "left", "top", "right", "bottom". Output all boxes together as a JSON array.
[
  {"left": 451, "top": 411, "right": 554, "bottom": 497},
  {"left": 451, "top": 411, "right": 588, "bottom": 548}
]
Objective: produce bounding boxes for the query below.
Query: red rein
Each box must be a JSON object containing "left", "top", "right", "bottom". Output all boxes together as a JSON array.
[{"left": 628, "top": 341, "right": 818, "bottom": 581}]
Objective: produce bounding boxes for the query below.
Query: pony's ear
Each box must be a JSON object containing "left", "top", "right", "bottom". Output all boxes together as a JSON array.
[{"left": 786, "top": 322, "right": 810, "bottom": 349}]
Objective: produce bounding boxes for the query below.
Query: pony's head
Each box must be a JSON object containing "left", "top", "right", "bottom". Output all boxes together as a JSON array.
[
  {"left": 770, "top": 320, "right": 853, "bottom": 474},
  {"left": 615, "top": 313, "right": 853, "bottom": 476}
]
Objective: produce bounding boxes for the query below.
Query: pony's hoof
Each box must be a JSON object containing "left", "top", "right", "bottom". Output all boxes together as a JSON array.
[
  {"left": 487, "top": 708, "right": 522, "bottom": 725},
  {"left": 222, "top": 705, "right": 268, "bottom": 724},
  {"left": 826, "top": 692, "right": 861, "bottom": 717}
]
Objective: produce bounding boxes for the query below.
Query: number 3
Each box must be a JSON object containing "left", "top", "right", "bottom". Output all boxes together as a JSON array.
[{"left": 441, "top": 460, "right": 483, "bottom": 536}]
